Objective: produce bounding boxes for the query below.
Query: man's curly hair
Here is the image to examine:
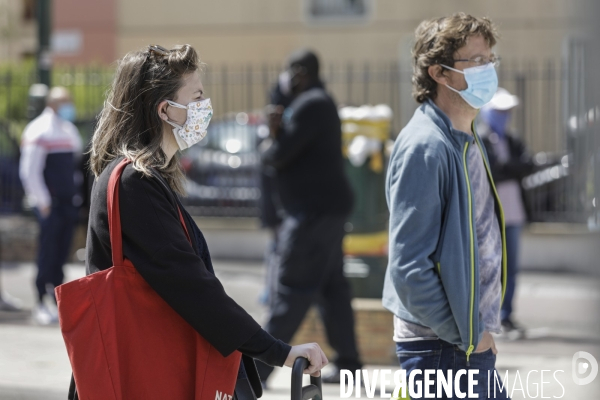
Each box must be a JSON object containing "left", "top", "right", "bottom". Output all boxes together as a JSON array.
[{"left": 412, "top": 13, "right": 498, "bottom": 103}]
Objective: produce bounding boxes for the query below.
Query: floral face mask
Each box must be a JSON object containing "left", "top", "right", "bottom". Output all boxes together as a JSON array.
[{"left": 165, "top": 98, "right": 213, "bottom": 150}]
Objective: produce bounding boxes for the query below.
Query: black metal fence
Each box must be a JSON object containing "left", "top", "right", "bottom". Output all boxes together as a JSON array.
[
  {"left": 521, "top": 39, "right": 599, "bottom": 226},
  {"left": 0, "top": 121, "right": 23, "bottom": 214},
  {"left": 0, "top": 60, "right": 570, "bottom": 149},
  {"left": 0, "top": 58, "right": 597, "bottom": 224},
  {"left": 201, "top": 60, "right": 569, "bottom": 154}
]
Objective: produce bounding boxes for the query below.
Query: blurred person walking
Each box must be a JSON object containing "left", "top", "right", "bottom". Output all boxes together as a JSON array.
[
  {"left": 256, "top": 76, "right": 293, "bottom": 306},
  {"left": 61, "top": 44, "right": 327, "bottom": 399},
  {"left": 383, "top": 14, "right": 510, "bottom": 398},
  {"left": 257, "top": 49, "right": 362, "bottom": 385},
  {"left": 19, "top": 86, "right": 82, "bottom": 325},
  {"left": 479, "top": 88, "right": 535, "bottom": 337}
]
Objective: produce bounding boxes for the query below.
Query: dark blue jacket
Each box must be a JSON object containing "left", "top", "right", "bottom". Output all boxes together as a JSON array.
[{"left": 262, "top": 84, "right": 354, "bottom": 217}]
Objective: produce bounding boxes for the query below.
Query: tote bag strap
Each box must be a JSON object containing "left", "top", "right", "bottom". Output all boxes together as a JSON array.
[{"left": 107, "top": 158, "right": 192, "bottom": 266}]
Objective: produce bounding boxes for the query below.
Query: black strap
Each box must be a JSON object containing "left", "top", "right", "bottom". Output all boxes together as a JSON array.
[
  {"left": 68, "top": 373, "right": 78, "bottom": 400},
  {"left": 234, "top": 355, "right": 263, "bottom": 400},
  {"left": 242, "top": 355, "right": 263, "bottom": 398}
]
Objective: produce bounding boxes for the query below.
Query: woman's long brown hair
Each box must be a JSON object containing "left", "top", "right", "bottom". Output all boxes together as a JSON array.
[{"left": 90, "top": 44, "right": 201, "bottom": 195}]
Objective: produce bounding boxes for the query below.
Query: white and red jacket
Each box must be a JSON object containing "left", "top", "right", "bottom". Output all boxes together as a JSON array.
[{"left": 19, "top": 107, "right": 83, "bottom": 210}]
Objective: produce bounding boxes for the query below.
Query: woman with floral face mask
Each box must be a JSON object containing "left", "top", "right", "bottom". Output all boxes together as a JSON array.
[{"left": 60, "top": 44, "right": 327, "bottom": 399}]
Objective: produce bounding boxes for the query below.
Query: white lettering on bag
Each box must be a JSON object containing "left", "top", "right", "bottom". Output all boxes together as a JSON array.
[{"left": 214, "top": 391, "right": 233, "bottom": 400}]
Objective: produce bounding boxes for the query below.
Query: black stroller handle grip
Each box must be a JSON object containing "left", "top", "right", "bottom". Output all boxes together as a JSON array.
[{"left": 291, "top": 357, "right": 323, "bottom": 400}]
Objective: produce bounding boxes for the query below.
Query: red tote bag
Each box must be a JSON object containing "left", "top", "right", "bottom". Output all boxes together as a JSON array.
[{"left": 56, "top": 158, "right": 241, "bottom": 399}]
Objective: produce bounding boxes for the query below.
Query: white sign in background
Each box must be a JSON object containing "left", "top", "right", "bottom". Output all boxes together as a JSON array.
[{"left": 51, "top": 30, "right": 82, "bottom": 55}]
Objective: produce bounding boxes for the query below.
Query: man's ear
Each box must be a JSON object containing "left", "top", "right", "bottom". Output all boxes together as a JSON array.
[
  {"left": 157, "top": 100, "right": 169, "bottom": 121},
  {"left": 428, "top": 64, "right": 448, "bottom": 86}
]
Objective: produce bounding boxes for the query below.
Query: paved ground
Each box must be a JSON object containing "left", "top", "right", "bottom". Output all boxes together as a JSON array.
[{"left": 1, "top": 261, "right": 599, "bottom": 399}]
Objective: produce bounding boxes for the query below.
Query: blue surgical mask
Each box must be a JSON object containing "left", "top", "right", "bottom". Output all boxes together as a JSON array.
[
  {"left": 441, "top": 63, "right": 498, "bottom": 109},
  {"left": 57, "top": 103, "right": 76, "bottom": 122}
]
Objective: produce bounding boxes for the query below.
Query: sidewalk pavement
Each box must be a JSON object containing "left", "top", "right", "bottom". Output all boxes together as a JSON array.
[{"left": 1, "top": 261, "right": 599, "bottom": 399}]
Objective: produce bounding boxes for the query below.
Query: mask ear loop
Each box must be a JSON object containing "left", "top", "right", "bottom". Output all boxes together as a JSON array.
[
  {"left": 163, "top": 100, "right": 187, "bottom": 129},
  {"left": 439, "top": 64, "right": 466, "bottom": 95},
  {"left": 166, "top": 100, "right": 187, "bottom": 109}
]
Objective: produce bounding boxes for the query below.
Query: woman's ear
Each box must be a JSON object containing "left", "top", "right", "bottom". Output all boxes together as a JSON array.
[
  {"left": 428, "top": 64, "right": 448, "bottom": 85},
  {"left": 157, "top": 100, "right": 169, "bottom": 121}
]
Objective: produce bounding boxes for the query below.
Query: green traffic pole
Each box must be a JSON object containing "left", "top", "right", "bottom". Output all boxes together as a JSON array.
[{"left": 36, "top": 0, "right": 52, "bottom": 86}]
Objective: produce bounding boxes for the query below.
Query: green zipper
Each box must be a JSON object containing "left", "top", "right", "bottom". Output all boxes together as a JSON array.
[
  {"left": 472, "top": 128, "right": 508, "bottom": 304},
  {"left": 462, "top": 141, "right": 476, "bottom": 364}
]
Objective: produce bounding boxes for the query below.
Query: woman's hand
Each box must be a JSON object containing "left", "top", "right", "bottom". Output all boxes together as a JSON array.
[{"left": 284, "top": 343, "right": 328, "bottom": 377}]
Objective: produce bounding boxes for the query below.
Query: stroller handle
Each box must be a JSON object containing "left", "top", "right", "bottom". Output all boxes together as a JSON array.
[{"left": 291, "top": 357, "right": 323, "bottom": 400}]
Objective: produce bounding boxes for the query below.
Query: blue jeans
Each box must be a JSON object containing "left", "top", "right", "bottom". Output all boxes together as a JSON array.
[
  {"left": 501, "top": 225, "right": 521, "bottom": 321},
  {"left": 34, "top": 202, "right": 78, "bottom": 302},
  {"left": 396, "top": 340, "right": 510, "bottom": 399}
]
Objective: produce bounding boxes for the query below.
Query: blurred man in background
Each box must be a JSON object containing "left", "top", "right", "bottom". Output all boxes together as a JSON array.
[
  {"left": 19, "top": 87, "right": 82, "bottom": 325},
  {"left": 258, "top": 49, "right": 362, "bottom": 385},
  {"left": 256, "top": 74, "right": 294, "bottom": 306},
  {"left": 480, "top": 88, "right": 535, "bottom": 337}
]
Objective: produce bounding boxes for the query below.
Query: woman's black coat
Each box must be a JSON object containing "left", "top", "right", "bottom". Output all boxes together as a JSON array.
[{"left": 85, "top": 157, "right": 289, "bottom": 363}]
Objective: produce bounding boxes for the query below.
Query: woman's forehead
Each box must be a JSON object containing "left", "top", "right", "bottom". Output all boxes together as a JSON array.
[{"left": 178, "top": 71, "right": 203, "bottom": 98}]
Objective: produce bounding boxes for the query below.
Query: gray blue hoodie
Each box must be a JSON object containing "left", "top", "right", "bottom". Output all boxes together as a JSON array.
[{"left": 382, "top": 99, "right": 507, "bottom": 361}]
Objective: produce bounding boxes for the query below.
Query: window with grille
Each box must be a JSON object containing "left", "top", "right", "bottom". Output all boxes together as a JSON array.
[
  {"left": 306, "top": 0, "right": 370, "bottom": 21},
  {"left": 22, "top": 0, "right": 35, "bottom": 21}
]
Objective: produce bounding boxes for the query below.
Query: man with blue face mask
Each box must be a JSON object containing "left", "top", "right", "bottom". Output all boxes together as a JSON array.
[
  {"left": 383, "top": 13, "right": 511, "bottom": 398},
  {"left": 20, "top": 86, "right": 82, "bottom": 325},
  {"left": 479, "top": 89, "right": 535, "bottom": 338}
]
